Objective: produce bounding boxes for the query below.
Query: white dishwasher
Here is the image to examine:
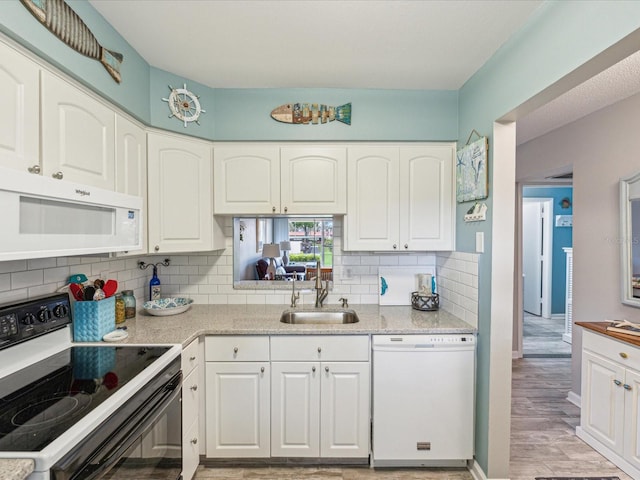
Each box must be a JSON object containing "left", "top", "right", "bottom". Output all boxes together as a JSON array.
[{"left": 372, "top": 334, "right": 476, "bottom": 467}]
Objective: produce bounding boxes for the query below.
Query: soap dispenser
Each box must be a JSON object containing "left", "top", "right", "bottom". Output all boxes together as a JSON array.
[{"left": 150, "top": 265, "right": 161, "bottom": 300}]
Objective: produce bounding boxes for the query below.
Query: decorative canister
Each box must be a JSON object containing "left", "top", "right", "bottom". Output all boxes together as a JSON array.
[
  {"left": 115, "top": 294, "right": 125, "bottom": 324},
  {"left": 122, "top": 290, "right": 136, "bottom": 319}
]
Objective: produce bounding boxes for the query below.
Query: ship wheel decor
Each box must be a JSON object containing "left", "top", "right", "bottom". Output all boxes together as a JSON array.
[{"left": 162, "top": 84, "right": 205, "bottom": 127}]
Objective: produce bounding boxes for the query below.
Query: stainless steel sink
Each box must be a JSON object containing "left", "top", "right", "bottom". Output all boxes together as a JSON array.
[{"left": 280, "top": 309, "right": 359, "bottom": 324}]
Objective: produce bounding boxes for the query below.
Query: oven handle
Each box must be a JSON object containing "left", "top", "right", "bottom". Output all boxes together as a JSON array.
[
  {"left": 82, "top": 379, "right": 182, "bottom": 478},
  {"left": 52, "top": 370, "right": 182, "bottom": 480}
]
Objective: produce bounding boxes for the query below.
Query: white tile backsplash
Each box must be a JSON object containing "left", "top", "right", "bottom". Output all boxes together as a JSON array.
[{"left": 0, "top": 220, "right": 478, "bottom": 327}]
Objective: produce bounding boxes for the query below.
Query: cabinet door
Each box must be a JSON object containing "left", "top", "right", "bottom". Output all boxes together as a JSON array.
[
  {"left": 148, "top": 134, "right": 213, "bottom": 253},
  {"left": 280, "top": 147, "right": 347, "bottom": 214},
  {"left": 399, "top": 145, "right": 454, "bottom": 250},
  {"left": 624, "top": 368, "right": 640, "bottom": 470},
  {"left": 0, "top": 42, "right": 40, "bottom": 173},
  {"left": 205, "top": 362, "right": 270, "bottom": 458},
  {"left": 581, "top": 350, "right": 625, "bottom": 453},
  {"left": 320, "top": 362, "right": 370, "bottom": 458},
  {"left": 213, "top": 145, "right": 280, "bottom": 214},
  {"left": 41, "top": 71, "right": 115, "bottom": 189},
  {"left": 271, "top": 362, "right": 320, "bottom": 457},
  {"left": 344, "top": 147, "right": 400, "bottom": 251},
  {"left": 115, "top": 115, "right": 147, "bottom": 255}
]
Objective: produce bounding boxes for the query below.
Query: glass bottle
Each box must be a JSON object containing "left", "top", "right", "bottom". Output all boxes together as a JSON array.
[
  {"left": 115, "top": 294, "right": 125, "bottom": 324},
  {"left": 122, "top": 290, "right": 136, "bottom": 319},
  {"left": 150, "top": 265, "right": 161, "bottom": 301}
]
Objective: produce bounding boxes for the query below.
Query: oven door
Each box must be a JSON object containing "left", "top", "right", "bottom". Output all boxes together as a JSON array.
[{"left": 52, "top": 364, "right": 182, "bottom": 480}]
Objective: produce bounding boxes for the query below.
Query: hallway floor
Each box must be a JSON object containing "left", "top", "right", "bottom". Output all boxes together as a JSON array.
[
  {"left": 523, "top": 314, "right": 571, "bottom": 356},
  {"left": 195, "top": 358, "right": 631, "bottom": 480}
]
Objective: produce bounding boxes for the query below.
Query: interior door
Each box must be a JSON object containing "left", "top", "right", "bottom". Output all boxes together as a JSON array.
[{"left": 523, "top": 200, "right": 543, "bottom": 315}]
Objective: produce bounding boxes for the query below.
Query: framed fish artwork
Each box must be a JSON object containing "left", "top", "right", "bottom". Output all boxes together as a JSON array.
[
  {"left": 20, "top": 0, "right": 123, "bottom": 83},
  {"left": 456, "top": 136, "right": 488, "bottom": 203},
  {"left": 271, "top": 103, "right": 351, "bottom": 125}
]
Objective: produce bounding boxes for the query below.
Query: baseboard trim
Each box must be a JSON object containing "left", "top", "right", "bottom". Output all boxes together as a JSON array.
[
  {"left": 551, "top": 314, "right": 565, "bottom": 320},
  {"left": 567, "top": 390, "right": 581, "bottom": 408},
  {"left": 512, "top": 350, "right": 522, "bottom": 359},
  {"left": 468, "top": 459, "right": 487, "bottom": 480}
]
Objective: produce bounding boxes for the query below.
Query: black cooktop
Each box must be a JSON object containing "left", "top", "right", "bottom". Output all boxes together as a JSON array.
[{"left": 0, "top": 345, "right": 171, "bottom": 452}]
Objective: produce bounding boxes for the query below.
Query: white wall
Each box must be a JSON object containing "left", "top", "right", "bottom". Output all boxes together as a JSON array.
[
  {"left": 517, "top": 90, "right": 640, "bottom": 396},
  {"left": 0, "top": 217, "right": 478, "bottom": 326}
]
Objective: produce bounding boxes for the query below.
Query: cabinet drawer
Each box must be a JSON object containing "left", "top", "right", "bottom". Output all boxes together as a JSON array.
[
  {"left": 205, "top": 336, "right": 270, "bottom": 361},
  {"left": 271, "top": 335, "right": 369, "bottom": 361},
  {"left": 183, "top": 419, "right": 199, "bottom": 480},
  {"left": 183, "top": 366, "right": 199, "bottom": 431},
  {"left": 584, "top": 330, "right": 640, "bottom": 371},
  {"left": 182, "top": 338, "right": 200, "bottom": 376}
]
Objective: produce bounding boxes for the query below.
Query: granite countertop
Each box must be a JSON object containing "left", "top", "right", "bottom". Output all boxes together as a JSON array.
[
  {"left": 114, "top": 304, "right": 476, "bottom": 347},
  {"left": 1, "top": 304, "right": 474, "bottom": 478},
  {"left": 0, "top": 459, "right": 34, "bottom": 480}
]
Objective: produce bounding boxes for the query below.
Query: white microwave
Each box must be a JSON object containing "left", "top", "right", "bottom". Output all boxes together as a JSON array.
[{"left": 0, "top": 167, "right": 143, "bottom": 261}]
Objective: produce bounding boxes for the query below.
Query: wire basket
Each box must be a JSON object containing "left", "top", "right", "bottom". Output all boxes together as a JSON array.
[{"left": 411, "top": 292, "right": 440, "bottom": 311}]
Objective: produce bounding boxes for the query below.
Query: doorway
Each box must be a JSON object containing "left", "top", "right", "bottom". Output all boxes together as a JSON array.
[{"left": 519, "top": 187, "right": 573, "bottom": 357}]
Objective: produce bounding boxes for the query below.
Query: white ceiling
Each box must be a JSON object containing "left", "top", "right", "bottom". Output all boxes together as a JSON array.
[
  {"left": 89, "top": 0, "right": 542, "bottom": 90},
  {"left": 89, "top": 0, "right": 640, "bottom": 146}
]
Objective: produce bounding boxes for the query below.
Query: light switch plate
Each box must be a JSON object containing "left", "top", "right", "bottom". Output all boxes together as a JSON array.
[{"left": 476, "top": 232, "right": 484, "bottom": 253}]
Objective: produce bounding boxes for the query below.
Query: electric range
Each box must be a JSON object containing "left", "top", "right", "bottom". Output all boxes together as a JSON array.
[{"left": 0, "top": 293, "right": 182, "bottom": 480}]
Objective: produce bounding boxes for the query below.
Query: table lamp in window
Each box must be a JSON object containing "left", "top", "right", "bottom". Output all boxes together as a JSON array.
[
  {"left": 280, "top": 241, "right": 292, "bottom": 266},
  {"left": 262, "top": 243, "right": 281, "bottom": 280}
]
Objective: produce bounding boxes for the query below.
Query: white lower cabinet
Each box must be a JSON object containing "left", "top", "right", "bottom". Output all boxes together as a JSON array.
[
  {"left": 578, "top": 330, "right": 640, "bottom": 477},
  {"left": 204, "top": 335, "right": 370, "bottom": 460},
  {"left": 182, "top": 338, "right": 201, "bottom": 480},
  {"left": 205, "top": 336, "right": 271, "bottom": 458}
]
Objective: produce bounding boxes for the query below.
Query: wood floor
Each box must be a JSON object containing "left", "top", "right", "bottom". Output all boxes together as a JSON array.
[
  {"left": 523, "top": 314, "right": 571, "bottom": 357},
  {"left": 195, "top": 358, "right": 631, "bottom": 480}
]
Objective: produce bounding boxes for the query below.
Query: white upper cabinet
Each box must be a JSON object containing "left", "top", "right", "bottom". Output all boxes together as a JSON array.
[
  {"left": 345, "top": 143, "right": 455, "bottom": 251},
  {"left": 0, "top": 41, "right": 40, "bottom": 173},
  {"left": 213, "top": 145, "right": 280, "bottom": 214},
  {"left": 41, "top": 71, "right": 115, "bottom": 190},
  {"left": 115, "top": 114, "right": 147, "bottom": 255},
  {"left": 280, "top": 147, "right": 347, "bottom": 214},
  {"left": 213, "top": 144, "right": 347, "bottom": 215},
  {"left": 148, "top": 132, "right": 222, "bottom": 254}
]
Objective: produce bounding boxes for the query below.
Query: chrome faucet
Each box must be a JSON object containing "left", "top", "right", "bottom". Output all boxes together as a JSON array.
[
  {"left": 290, "top": 278, "right": 300, "bottom": 308},
  {"left": 314, "top": 262, "right": 328, "bottom": 308}
]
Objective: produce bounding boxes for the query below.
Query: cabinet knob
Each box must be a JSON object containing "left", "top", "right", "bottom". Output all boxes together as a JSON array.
[
  {"left": 620, "top": 352, "right": 629, "bottom": 359},
  {"left": 52, "top": 171, "right": 64, "bottom": 180},
  {"left": 189, "top": 356, "right": 196, "bottom": 361},
  {"left": 28, "top": 165, "right": 41, "bottom": 174},
  {"left": 190, "top": 384, "right": 198, "bottom": 391},
  {"left": 404, "top": 243, "right": 409, "bottom": 249},
  {"left": 317, "top": 347, "right": 322, "bottom": 353},
  {"left": 312, "top": 366, "right": 316, "bottom": 372},
  {"left": 272, "top": 206, "right": 276, "bottom": 213},
  {"left": 325, "top": 366, "right": 329, "bottom": 372},
  {"left": 614, "top": 379, "right": 622, "bottom": 386},
  {"left": 191, "top": 438, "right": 198, "bottom": 445},
  {"left": 284, "top": 206, "right": 288, "bottom": 213},
  {"left": 233, "top": 347, "right": 238, "bottom": 353},
  {"left": 624, "top": 384, "right": 632, "bottom": 391},
  {"left": 393, "top": 244, "right": 397, "bottom": 249},
  {"left": 261, "top": 366, "right": 265, "bottom": 373},
  {"left": 154, "top": 245, "right": 160, "bottom": 252}
]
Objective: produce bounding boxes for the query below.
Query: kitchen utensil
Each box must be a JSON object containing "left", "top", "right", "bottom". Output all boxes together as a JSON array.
[
  {"left": 69, "top": 274, "right": 88, "bottom": 284},
  {"left": 69, "top": 283, "right": 84, "bottom": 301},
  {"left": 93, "top": 288, "right": 106, "bottom": 301},
  {"left": 102, "top": 280, "right": 118, "bottom": 298},
  {"left": 83, "top": 286, "right": 96, "bottom": 301},
  {"left": 94, "top": 279, "right": 105, "bottom": 289}
]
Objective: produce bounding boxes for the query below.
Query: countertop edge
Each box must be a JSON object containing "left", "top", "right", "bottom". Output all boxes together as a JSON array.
[
  {"left": 0, "top": 459, "right": 34, "bottom": 480},
  {"left": 576, "top": 321, "right": 640, "bottom": 348}
]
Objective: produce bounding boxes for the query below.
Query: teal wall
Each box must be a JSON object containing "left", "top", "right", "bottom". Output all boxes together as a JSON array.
[
  {"left": 458, "top": 1, "right": 640, "bottom": 474},
  {"left": 523, "top": 186, "right": 573, "bottom": 314}
]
